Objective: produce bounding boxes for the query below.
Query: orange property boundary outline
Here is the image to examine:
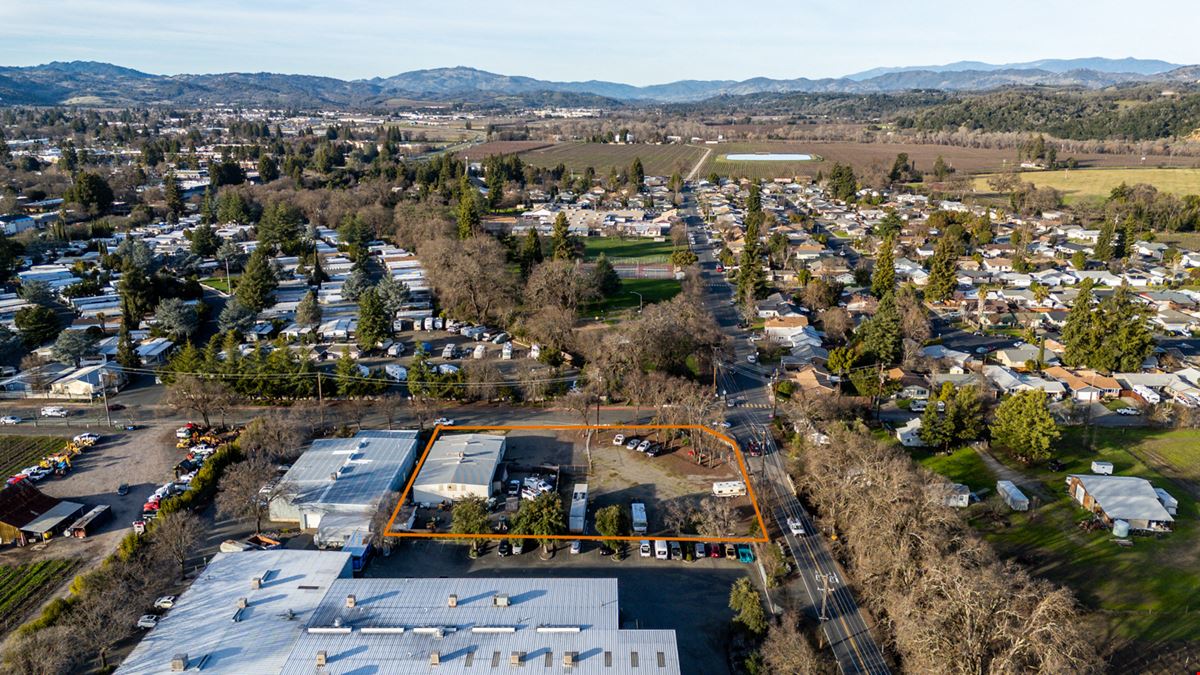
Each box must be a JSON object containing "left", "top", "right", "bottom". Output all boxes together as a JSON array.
[{"left": 384, "top": 424, "right": 770, "bottom": 544}]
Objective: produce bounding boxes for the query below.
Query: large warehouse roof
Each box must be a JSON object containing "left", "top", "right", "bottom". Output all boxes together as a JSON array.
[
  {"left": 285, "top": 430, "right": 420, "bottom": 509},
  {"left": 118, "top": 552, "right": 680, "bottom": 675},
  {"left": 281, "top": 577, "right": 679, "bottom": 675},
  {"left": 117, "top": 550, "right": 354, "bottom": 675}
]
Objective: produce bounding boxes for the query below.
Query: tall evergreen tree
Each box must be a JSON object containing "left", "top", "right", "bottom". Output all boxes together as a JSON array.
[
  {"left": 456, "top": 175, "right": 480, "bottom": 239},
  {"left": 234, "top": 247, "right": 278, "bottom": 312},
  {"left": 1092, "top": 285, "right": 1154, "bottom": 372},
  {"left": 1094, "top": 221, "right": 1117, "bottom": 262},
  {"left": 356, "top": 288, "right": 390, "bottom": 349},
  {"left": 295, "top": 289, "right": 321, "bottom": 328},
  {"left": 925, "top": 237, "right": 958, "bottom": 303},
  {"left": 519, "top": 228, "right": 545, "bottom": 277},
  {"left": 590, "top": 253, "right": 621, "bottom": 297},
  {"left": 163, "top": 171, "right": 183, "bottom": 223},
  {"left": 859, "top": 291, "right": 902, "bottom": 364},
  {"left": 116, "top": 324, "right": 141, "bottom": 369},
  {"left": 1061, "top": 279, "right": 1097, "bottom": 367},
  {"left": 871, "top": 235, "right": 896, "bottom": 298},
  {"left": 629, "top": 157, "right": 645, "bottom": 192},
  {"left": 551, "top": 212, "right": 575, "bottom": 260}
]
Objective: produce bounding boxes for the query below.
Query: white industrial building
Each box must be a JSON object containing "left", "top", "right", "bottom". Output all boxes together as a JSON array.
[
  {"left": 410, "top": 433, "right": 506, "bottom": 505},
  {"left": 118, "top": 550, "right": 681, "bottom": 674},
  {"left": 269, "top": 430, "right": 420, "bottom": 534},
  {"left": 117, "top": 550, "right": 355, "bottom": 675}
]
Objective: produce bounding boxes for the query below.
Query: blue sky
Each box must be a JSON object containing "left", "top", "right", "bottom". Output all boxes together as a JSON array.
[{"left": 1, "top": 0, "right": 1196, "bottom": 84}]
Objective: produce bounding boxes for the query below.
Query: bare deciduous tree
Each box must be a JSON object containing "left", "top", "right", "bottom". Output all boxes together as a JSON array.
[
  {"left": 216, "top": 458, "right": 296, "bottom": 533},
  {"left": 761, "top": 613, "right": 831, "bottom": 674},
  {"left": 165, "top": 374, "right": 238, "bottom": 428},
  {"left": 152, "top": 510, "right": 203, "bottom": 580}
]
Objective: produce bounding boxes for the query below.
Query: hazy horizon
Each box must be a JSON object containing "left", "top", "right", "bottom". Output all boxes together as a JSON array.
[{"left": 1, "top": 0, "right": 1197, "bottom": 85}]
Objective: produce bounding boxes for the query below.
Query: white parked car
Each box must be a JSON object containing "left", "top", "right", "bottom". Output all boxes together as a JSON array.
[
  {"left": 73, "top": 432, "right": 101, "bottom": 445},
  {"left": 612, "top": 434, "right": 626, "bottom": 446},
  {"left": 0, "top": 416, "right": 22, "bottom": 425},
  {"left": 787, "top": 517, "right": 806, "bottom": 536},
  {"left": 747, "top": 353, "right": 758, "bottom": 364},
  {"left": 40, "top": 406, "right": 68, "bottom": 418},
  {"left": 154, "top": 595, "right": 177, "bottom": 609},
  {"left": 569, "top": 540, "right": 581, "bottom": 555},
  {"left": 136, "top": 615, "right": 159, "bottom": 630},
  {"left": 636, "top": 440, "right": 652, "bottom": 453},
  {"left": 433, "top": 418, "right": 455, "bottom": 427},
  {"left": 640, "top": 540, "right": 652, "bottom": 558},
  {"left": 386, "top": 342, "right": 404, "bottom": 357}
]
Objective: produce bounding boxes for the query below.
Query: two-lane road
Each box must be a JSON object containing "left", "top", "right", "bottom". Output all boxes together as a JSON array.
[{"left": 684, "top": 195, "right": 890, "bottom": 674}]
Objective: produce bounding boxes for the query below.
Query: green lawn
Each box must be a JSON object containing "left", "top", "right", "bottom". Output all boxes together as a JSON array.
[
  {"left": 976, "top": 427, "right": 1200, "bottom": 642},
  {"left": 200, "top": 276, "right": 237, "bottom": 294},
  {"left": 583, "top": 278, "right": 681, "bottom": 314},
  {"left": 583, "top": 237, "right": 676, "bottom": 262},
  {"left": 914, "top": 446, "right": 996, "bottom": 492}
]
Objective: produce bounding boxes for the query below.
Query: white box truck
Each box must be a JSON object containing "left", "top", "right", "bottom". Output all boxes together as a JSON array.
[
  {"left": 654, "top": 539, "right": 668, "bottom": 560},
  {"left": 631, "top": 502, "right": 648, "bottom": 534},
  {"left": 569, "top": 484, "right": 588, "bottom": 534}
]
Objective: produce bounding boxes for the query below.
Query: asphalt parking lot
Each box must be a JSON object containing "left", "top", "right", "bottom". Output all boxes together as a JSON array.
[{"left": 369, "top": 538, "right": 751, "bottom": 675}]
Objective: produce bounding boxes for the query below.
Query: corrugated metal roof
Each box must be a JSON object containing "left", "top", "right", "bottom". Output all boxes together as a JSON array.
[
  {"left": 413, "top": 434, "right": 506, "bottom": 492},
  {"left": 283, "top": 430, "right": 420, "bottom": 510},
  {"left": 116, "top": 550, "right": 353, "bottom": 675},
  {"left": 281, "top": 577, "right": 677, "bottom": 675}
]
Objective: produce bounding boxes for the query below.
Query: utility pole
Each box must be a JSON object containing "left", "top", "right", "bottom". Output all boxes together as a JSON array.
[
  {"left": 101, "top": 377, "right": 112, "bottom": 428},
  {"left": 316, "top": 371, "right": 324, "bottom": 427},
  {"left": 817, "top": 572, "right": 833, "bottom": 621}
]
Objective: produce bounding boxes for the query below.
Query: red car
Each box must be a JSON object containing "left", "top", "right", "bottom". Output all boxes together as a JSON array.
[{"left": 708, "top": 543, "right": 722, "bottom": 558}]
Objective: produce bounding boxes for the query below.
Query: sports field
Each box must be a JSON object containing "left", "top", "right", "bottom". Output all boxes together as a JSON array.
[
  {"left": 582, "top": 237, "right": 675, "bottom": 261},
  {"left": 586, "top": 278, "right": 681, "bottom": 314},
  {"left": 975, "top": 167, "right": 1200, "bottom": 203},
  {"left": 520, "top": 143, "right": 706, "bottom": 177}
]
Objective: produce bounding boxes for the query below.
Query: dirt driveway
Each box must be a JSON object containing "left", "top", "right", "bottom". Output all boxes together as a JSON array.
[{"left": 0, "top": 422, "right": 187, "bottom": 567}]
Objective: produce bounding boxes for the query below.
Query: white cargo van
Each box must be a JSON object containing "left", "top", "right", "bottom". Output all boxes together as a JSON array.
[
  {"left": 654, "top": 539, "right": 669, "bottom": 560},
  {"left": 422, "top": 317, "right": 435, "bottom": 331},
  {"left": 502, "top": 342, "right": 513, "bottom": 359},
  {"left": 442, "top": 344, "right": 458, "bottom": 359},
  {"left": 472, "top": 344, "right": 486, "bottom": 359}
]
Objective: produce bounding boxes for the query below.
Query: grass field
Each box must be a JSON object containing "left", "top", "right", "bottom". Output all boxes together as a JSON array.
[
  {"left": 974, "top": 167, "right": 1200, "bottom": 203},
  {"left": 975, "top": 427, "right": 1200, "bottom": 642},
  {"left": 583, "top": 237, "right": 675, "bottom": 262},
  {"left": 0, "top": 435, "right": 69, "bottom": 478},
  {"left": 913, "top": 446, "right": 996, "bottom": 492},
  {"left": 0, "top": 560, "right": 81, "bottom": 636},
  {"left": 584, "top": 278, "right": 681, "bottom": 314},
  {"left": 200, "top": 276, "right": 237, "bottom": 294},
  {"left": 520, "top": 143, "right": 706, "bottom": 177}
]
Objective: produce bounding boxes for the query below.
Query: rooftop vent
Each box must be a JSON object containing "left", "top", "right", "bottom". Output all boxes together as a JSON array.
[
  {"left": 563, "top": 652, "right": 577, "bottom": 667},
  {"left": 329, "top": 471, "right": 338, "bottom": 481},
  {"left": 447, "top": 594, "right": 458, "bottom": 608},
  {"left": 510, "top": 651, "right": 524, "bottom": 666},
  {"left": 493, "top": 593, "right": 510, "bottom": 607},
  {"left": 251, "top": 577, "right": 261, "bottom": 590},
  {"left": 316, "top": 651, "right": 327, "bottom": 667},
  {"left": 345, "top": 594, "right": 357, "bottom": 608},
  {"left": 236, "top": 597, "right": 248, "bottom": 609},
  {"left": 170, "top": 654, "right": 188, "bottom": 672},
  {"left": 430, "top": 651, "right": 441, "bottom": 666}
]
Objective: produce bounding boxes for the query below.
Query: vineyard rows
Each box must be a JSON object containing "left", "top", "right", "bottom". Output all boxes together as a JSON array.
[
  {"left": 0, "top": 436, "right": 69, "bottom": 478},
  {"left": 0, "top": 560, "right": 79, "bottom": 634}
]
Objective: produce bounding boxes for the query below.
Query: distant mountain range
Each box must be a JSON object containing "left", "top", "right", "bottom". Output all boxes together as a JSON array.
[{"left": 0, "top": 57, "right": 1196, "bottom": 107}]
